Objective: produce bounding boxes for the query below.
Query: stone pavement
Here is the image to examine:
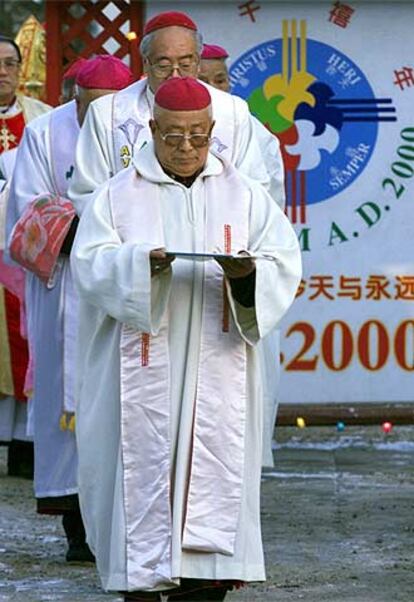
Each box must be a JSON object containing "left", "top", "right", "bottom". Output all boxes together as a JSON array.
[{"left": 1, "top": 426, "right": 413, "bottom": 601}]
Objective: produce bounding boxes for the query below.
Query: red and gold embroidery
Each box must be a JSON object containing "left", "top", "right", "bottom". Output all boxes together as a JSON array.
[
  {"left": 141, "top": 332, "right": 150, "bottom": 366},
  {"left": 222, "top": 224, "right": 232, "bottom": 333}
]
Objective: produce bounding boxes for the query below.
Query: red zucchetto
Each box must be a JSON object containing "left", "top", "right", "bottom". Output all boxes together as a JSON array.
[
  {"left": 154, "top": 77, "right": 211, "bottom": 111},
  {"left": 201, "top": 44, "right": 229, "bottom": 60},
  {"left": 143, "top": 11, "right": 197, "bottom": 36},
  {"left": 75, "top": 55, "right": 134, "bottom": 90},
  {"left": 62, "top": 58, "right": 87, "bottom": 81}
]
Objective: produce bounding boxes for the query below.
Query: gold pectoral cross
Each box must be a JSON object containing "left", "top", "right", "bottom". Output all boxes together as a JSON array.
[{"left": 0, "top": 121, "right": 17, "bottom": 151}]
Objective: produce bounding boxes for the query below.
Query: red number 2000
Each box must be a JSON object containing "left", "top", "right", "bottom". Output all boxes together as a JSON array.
[{"left": 284, "top": 320, "right": 414, "bottom": 372}]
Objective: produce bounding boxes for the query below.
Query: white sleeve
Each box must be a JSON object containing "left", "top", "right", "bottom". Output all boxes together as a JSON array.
[
  {"left": 230, "top": 95, "right": 271, "bottom": 188},
  {"left": 4, "top": 124, "right": 52, "bottom": 264},
  {"left": 229, "top": 96, "right": 285, "bottom": 209},
  {"left": 68, "top": 99, "right": 115, "bottom": 216},
  {"left": 0, "top": 148, "right": 18, "bottom": 182},
  {"left": 71, "top": 183, "right": 171, "bottom": 333},
  {"left": 226, "top": 180, "right": 301, "bottom": 345},
  {"left": 252, "top": 116, "right": 286, "bottom": 210}
]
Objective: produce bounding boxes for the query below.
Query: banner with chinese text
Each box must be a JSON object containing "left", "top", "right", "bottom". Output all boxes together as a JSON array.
[{"left": 147, "top": 1, "right": 414, "bottom": 404}]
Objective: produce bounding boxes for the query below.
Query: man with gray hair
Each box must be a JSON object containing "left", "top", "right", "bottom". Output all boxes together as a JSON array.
[
  {"left": 69, "top": 11, "right": 287, "bottom": 474},
  {"left": 69, "top": 10, "right": 284, "bottom": 214}
]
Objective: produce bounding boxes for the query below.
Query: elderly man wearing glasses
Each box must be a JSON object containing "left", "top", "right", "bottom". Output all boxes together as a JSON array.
[
  {"left": 0, "top": 35, "right": 50, "bottom": 153},
  {"left": 69, "top": 11, "right": 284, "bottom": 215},
  {"left": 0, "top": 34, "right": 50, "bottom": 478},
  {"left": 71, "top": 76, "right": 301, "bottom": 602}
]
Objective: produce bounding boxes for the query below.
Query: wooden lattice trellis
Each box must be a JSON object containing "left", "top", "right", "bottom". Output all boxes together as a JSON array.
[{"left": 45, "top": 0, "right": 144, "bottom": 105}]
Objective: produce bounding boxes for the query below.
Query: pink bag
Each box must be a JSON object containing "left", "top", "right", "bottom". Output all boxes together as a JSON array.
[{"left": 10, "top": 194, "right": 75, "bottom": 285}]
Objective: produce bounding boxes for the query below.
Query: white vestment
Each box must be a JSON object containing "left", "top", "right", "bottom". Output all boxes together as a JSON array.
[
  {"left": 69, "top": 77, "right": 286, "bottom": 466},
  {"left": 0, "top": 148, "right": 17, "bottom": 193},
  {"left": 0, "top": 149, "right": 17, "bottom": 251},
  {"left": 71, "top": 142, "right": 301, "bottom": 592},
  {"left": 251, "top": 117, "right": 285, "bottom": 465},
  {"left": 0, "top": 96, "right": 50, "bottom": 444},
  {"left": 6, "top": 100, "right": 80, "bottom": 498},
  {"left": 0, "top": 148, "right": 29, "bottom": 442}
]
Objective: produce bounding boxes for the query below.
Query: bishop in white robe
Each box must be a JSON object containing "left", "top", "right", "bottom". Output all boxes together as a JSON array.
[
  {"left": 0, "top": 35, "right": 50, "bottom": 476},
  {"left": 0, "top": 147, "right": 31, "bottom": 447},
  {"left": 68, "top": 11, "right": 286, "bottom": 470},
  {"left": 6, "top": 55, "right": 133, "bottom": 561},
  {"left": 71, "top": 77, "right": 301, "bottom": 600},
  {"left": 68, "top": 12, "right": 284, "bottom": 215}
]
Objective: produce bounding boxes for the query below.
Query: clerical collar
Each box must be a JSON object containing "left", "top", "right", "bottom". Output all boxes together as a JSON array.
[
  {"left": 163, "top": 167, "right": 203, "bottom": 188},
  {"left": 0, "top": 97, "right": 18, "bottom": 115}
]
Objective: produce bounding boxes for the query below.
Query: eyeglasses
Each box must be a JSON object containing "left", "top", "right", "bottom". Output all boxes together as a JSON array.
[
  {"left": 148, "top": 58, "right": 199, "bottom": 78},
  {"left": 157, "top": 127, "right": 212, "bottom": 149},
  {"left": 0, "top": 59, "right": 20, "bottom": 71}
]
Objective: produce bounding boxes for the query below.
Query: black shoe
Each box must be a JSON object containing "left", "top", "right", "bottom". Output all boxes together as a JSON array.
[
  {"left": 7, "top": 440, "right": 34, "bottom": 479},
  {"left": 62, "top": 507, "right": 95, "bottom": 563},
  {"left": 121, "top": 592, "right": 161, "bottom": 601},
  {"left": 66, "top": 541, "right": 95, "bottom": 563},
  {"left": 167, "top": 591, "right": 227, "bottom": 601},
  {"left": 167, "top": 580, "right": 229, "bottom": 601}
]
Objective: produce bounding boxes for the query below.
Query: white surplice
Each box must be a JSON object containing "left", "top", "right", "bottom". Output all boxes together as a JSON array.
[
  {"left": 71, "top": 142, "right": 301, "bottom": 592},
  {"left": 252, "top": 116, "right": 286, "bottom": 466},
  {"left": 69, "top": 77, "right": 286, "bottom": 467},
  {"left": 6, "top": 100, "right": 80, "bottom": 498},
  {"left": 0, "top": 148, "right": 30, "bottom": 443},
  {"left": 0, "top": 96, "right": 50, "bottom": 444},
  {"left": 0, "top": 149, "right": 17, "bottom": 254}
]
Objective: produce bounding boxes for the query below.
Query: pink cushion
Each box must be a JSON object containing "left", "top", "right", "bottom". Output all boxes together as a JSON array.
[{"left": 10, "top": 194, "right": 75, "bottom": 285}]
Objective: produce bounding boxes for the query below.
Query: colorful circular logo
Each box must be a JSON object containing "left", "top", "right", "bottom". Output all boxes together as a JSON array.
[{"left": 230, "top": 38, "right": 386, "bottom": 214}]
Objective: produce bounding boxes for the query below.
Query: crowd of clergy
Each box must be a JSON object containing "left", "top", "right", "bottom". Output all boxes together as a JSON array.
[{"left": 0, "top": 10, "right": 301, "bottom": 602}]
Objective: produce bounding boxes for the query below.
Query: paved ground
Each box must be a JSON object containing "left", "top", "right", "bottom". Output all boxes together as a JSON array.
[{"left": 1, "top": 426, "right": 414, "bottom": 601}]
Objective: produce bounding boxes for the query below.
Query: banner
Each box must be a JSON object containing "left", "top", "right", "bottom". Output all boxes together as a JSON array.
[{"left": 147, "top": 2, "right": 414, "bottom": 404}]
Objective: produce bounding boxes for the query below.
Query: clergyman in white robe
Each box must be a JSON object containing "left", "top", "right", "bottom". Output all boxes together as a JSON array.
[
  {"left": 0, "top": 93, "right": 51, "bottom": 451},
  {"left": 69, "top": 77, "right": 286, "bottom": 466},
  {"left": 0, "top": 148, "right": 31, "bottom": 445},
  {"left": 71, "top": 140, "right": 301, "bottom": 593},
  {"left": 5, "top": 100, "right": 80, "bottom": 502},
  {"left": 68, "top": 77, "right": 281, "bottom": 215}
]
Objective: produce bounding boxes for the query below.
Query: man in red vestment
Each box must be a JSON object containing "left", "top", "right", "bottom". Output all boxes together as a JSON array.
[{"left": 0, "top": 34, "right": 50, "bottom": 476}]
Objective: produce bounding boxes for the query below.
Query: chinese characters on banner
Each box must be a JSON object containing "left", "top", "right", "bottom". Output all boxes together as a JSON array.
[
  {"left": 329, "top": 2, "right": 355, "bottom": 28},
  {"left": 238, "top": 1, "right": 261, "bottom": 22},
  {"left": 297, "top": 275, "right": 414, "bottom": 302},
  {"left": 394, "top": 67, "right": 414, "bottom": 91}
]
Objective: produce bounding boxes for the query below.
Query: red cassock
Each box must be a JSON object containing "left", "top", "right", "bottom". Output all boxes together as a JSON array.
[{"left": 0, "top": 110, "right": 29, "bottom": 401}]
